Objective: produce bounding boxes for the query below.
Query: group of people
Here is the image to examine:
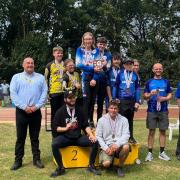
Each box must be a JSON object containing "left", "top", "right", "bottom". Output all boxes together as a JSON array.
[
  {"left": 9, "top": 31, "right": 180, "bottom": 178},
  {"left": 0, "top": 79, "right": 10, "bottom": 107}
]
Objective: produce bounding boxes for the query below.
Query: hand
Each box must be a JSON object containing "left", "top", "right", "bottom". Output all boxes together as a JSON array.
[
  {"left": 110, "top": 144, "right": 119, "bottom": 152},
  {"left": 102, "top": 60, "right": 107, "bottom": 67},
  {"left": 30, "top": 105, "right": 37, "bottom": 112},
  {"left": 90, "top": 79, "right": 96, "bottom": 87},
  {"left": 150, "top": 89, "right": 158, "bottom": 95},
  {"left": 115, "top": 99, "right": 120, "bottom": 104},
  {"left": 66, "top": 123, "right": 73, "bottom": 131},
  {"left": 75, "top": 83, "right": 81, "bottom": 89},
  {"left": 134, "top": 103, "right": 140, "bottom": 111},
  {"left": 105, "top": 148, "right": 113, "bottom": 156},
  {"left": 109, "top": 96, "right": 112, "bottom": 102},
  {"left": 25, "top": 106, "right": 33, "bottom": 114},
  {"left": 89, "top": 134, "right": 96, "bottom": 143}
]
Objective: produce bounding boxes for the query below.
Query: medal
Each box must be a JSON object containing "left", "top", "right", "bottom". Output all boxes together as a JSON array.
[{"left": 124, "top": 70, "right": 133, "bottom": 89}]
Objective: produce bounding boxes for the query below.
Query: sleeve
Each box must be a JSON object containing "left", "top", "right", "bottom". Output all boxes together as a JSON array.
[
  {"left": 176, "top": 82, "right": 180, "bottom": 98},
  {"left": 144, "top": 80, "right": 150, "bottom": 93},
  {"left": 35, "top": 76, "right": 48, "bottom": 109},
  {"left": 10, "top": 75, "right": 27, "bottom": 110},
  {"left": 106, "top": 70, "right": 110, "bottom": 87},
  {"left": 52, "top": 109, "right": 64, "bottom": 132},
  {"left": 81, "top": 110, "right": 89, "bottom": 130},
  {"left": 44, "top": 63, "right": 50, "bottom": 92},
  {"left": 96, "top": 119, "right": 109, "bottom": 151},
  {"left": 115, "top": 118, "right": 130, "bottom": 147},
  {"left": 166, "top": 80, "right": 172, "bottom": 94},
  {"left": 112, "top": 72, "right": 120, "bottom": 99}
]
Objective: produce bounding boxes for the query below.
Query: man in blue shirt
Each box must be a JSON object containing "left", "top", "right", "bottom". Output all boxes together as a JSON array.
[
  {"left": 144, "top": 63, "right": 172, "bottom": 162},
  {"left": 10, "top": 57, "right": 47, "bottom": 170},
  {"left": 112, "top": 58, "right": 141, "bottom": 144},
  {"left": 175, "top": 82, "right": 180, "bottom": 160}
]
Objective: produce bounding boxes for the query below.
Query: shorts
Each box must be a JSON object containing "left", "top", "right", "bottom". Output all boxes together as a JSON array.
[
  {"left": 99, "top": 144, "right": 129, "bottom": 164},
  {"left": 146, "top": 112, "right": 169, "bottom": 130}
]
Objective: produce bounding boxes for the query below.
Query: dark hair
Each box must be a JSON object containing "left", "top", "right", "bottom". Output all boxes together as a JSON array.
[
  {"left": 97, "top": 37, "right": 107, "bottom": 44},
  {"left": 64, "top": 58, "right": 74, "bottom": 67},
  {"left": 112, "top": 52, "right": 122, "bottom": 60},
  {"left": 108, "top": 100, "right": 119, "bottom": 108}
]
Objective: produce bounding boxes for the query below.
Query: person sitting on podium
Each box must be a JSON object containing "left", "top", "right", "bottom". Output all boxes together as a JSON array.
[
  {"left": 96, "top": 101, "right": 130, "bottom": 177},
  {"left": 50, "top": 90, "right": 101, "bottom": 177}
]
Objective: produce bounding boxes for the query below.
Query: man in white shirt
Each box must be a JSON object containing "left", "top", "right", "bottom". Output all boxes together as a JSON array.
[{"left": 96, "top": 101, "right": 130, "bottom": 177}]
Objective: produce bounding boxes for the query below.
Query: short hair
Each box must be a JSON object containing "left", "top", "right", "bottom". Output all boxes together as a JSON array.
[
  {"left": 53, "top": 46, "right": 63, "bottom": 53},
  {"left": 64, "top": 58, "right": 74, "bottom": 67},
  {"left": 112, "top": 52, "right": 122, "bottom": 60},
  {"left": 97, "top": 37, "right": 107, "bottom": 44},
  {"left": 108, "top": 100, "right": 119, "bottom": 108}
]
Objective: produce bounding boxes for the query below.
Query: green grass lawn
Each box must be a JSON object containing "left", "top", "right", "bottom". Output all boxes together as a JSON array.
[{"left": 0, "top": 121, "right": 180, "bottom": 180}]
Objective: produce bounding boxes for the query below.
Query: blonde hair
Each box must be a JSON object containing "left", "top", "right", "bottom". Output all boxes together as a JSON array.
[
  {"left": 81, "top": 32, "right": 95, "bottom": 48},
  {"left": 53, "top": 46, "right": 63, "bottom": 53}
]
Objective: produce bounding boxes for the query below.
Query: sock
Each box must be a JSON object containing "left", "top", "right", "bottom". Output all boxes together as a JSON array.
[
  {"left": 148, "top": 148, "right": 152, "bottom": 153},
  {"left": 160, "top": 147, "right": 164, "bottom": 153}
]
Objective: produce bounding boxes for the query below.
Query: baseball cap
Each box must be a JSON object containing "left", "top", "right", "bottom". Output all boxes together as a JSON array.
[{"left": 64, "top": 89, "right": 76, "bottom": 98}]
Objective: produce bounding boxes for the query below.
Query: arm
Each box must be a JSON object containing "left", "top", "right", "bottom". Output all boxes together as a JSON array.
[
  {"left": 112, "top": 73, "right": 120, "bottom": 100},
  {"left": 35, "top": 76, "right": 48, "bottom": 109},
  {"left": 115, "top": 118, "right": 130, "bottom": 147},
  {"left": 96, "top": 119, "right": 109, "bottom": 151},
  {"left": 10, "top": 75, "right": 27, "bottom": 110},
  {"left": 107, "top": 86, "right": 112, "bottom": 101}
]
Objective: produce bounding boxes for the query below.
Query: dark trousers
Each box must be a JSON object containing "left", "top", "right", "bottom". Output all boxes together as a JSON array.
[
  {"left": 119, "top": 99, "right": 135, "bottom": 139},
  {"left": 96, "top": 81, "right": 106, "bottom": 121},
  {"left": 52, "top": 135, "right": 98, "bottom": 168},
  {"left": 176, "top": 111, "right": 180, "bottom": 155},
  {"left": 50, "top": 94, "right": 64, "bottom": 137},
  {"left": 83, "top": 81, "right": 98, "bottom": 123},
  {"left": 15, "top": 108, "right": 42, "bottom": 163}
]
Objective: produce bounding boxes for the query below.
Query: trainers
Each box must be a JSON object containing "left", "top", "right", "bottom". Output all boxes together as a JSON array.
[
  {"left": 176, "top": 154, "right": 180, "bottom": 160},
  {"left": 117, "top": 167, "right": 125, "bottom": 177},
  {"left": 50, "top": 167, "right": 65, "bottom": 178},
  {"left": 158, "top": 151, "right": 170, "bottom": 161},
  {"left": 145, "top": 152, "right": 153, "bottom": 162},
  {"left": 86, "top": 165, "right": 101, "bottom": 175}
]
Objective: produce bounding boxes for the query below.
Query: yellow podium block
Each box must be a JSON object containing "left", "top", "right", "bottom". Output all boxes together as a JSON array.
[{"left": 53, "top": 144, "right": 140, "bottom": 168}]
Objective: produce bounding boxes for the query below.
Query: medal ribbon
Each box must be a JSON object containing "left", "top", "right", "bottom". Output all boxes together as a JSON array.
[
  {"left": 66, "top": 106, "right": 75, "bottom": 120},
  {"left": 66, "top": 72, "right": 77, "bottom": 87},
  {"left": 108, "top": 114, "right": 117, "bottom": 137},
  {"left": 124, "top": 70, "right": 133, "bottom": 88}
]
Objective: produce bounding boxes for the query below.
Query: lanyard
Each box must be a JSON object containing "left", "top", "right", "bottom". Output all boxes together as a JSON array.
[
  {"left": 55, "top": 61, "right": 64, "bottom": 81},
  {"left": 124, "top": 70, "right": 133, "bottom": 88},
  {"left": 112, "top": 67, "right": 120, "bottom": 79},
  {"left": 66, "top": 72, "right": 77, "bottom": 86},
  {"left": 108, "top": 114, "right": 117, "bottom": 139},
  {"left": 66, "top": 106, "right": 75, "bottom": 120}
]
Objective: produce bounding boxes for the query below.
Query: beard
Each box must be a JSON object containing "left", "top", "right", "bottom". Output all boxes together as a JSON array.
[{"left": 66, "top": 101, "right": 75, "bottom": 108}]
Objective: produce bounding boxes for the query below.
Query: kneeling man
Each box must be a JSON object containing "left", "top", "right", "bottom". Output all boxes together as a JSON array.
[
  {"left": 96, "top": 101, "right": 130, "bottom": 177},
  {"left": 50, "top": 90, "right": 101, "bottom": 177}
]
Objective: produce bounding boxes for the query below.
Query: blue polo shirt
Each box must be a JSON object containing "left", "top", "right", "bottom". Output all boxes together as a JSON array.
[{"left": 144, "top": 78, "right": 172, "bottom": 112}]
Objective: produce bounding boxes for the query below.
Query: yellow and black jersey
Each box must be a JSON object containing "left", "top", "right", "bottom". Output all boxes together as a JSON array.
[{"left": 44, "top": 61, "right": 65, "bottom": 95}]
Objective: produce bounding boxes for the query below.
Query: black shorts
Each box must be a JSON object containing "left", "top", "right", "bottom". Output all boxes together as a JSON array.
[{"left": 146, "top": 112, "right": 169, "bottom": 130}]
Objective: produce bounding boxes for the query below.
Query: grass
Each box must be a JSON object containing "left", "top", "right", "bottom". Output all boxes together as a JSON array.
[{"left": 0, "top": 120, "right": 180, "bottom": 180}]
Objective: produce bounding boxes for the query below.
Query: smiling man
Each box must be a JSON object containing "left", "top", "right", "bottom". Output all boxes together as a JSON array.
[
  {"left": 10, "top": 57, "right": 47, "bottom": 170},
  {"left": 144, "top": 63, "right": 172, "bottom": 162}
]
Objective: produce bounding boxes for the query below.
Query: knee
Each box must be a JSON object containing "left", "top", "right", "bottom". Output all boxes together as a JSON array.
[
  {"left": 102, "top": 160, "right": 111, "bottom": 168},
  {"left": 122, "top": 144, "right": 130, "bottom": 153},
  {"left": 149, "top": 130, "right": 155, "bottom": 136}
]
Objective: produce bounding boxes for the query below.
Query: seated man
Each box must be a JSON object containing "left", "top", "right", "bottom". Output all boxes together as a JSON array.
[
  {"left": 96, "top": 101, "right": 130, "bottom": 177},
  {"left": 50, "top": 90, "right": 101, "bottom": 177}
]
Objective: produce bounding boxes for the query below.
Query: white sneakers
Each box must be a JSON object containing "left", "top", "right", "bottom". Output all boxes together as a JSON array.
[
  {"left": 158, "top": 151, "right": 170, "bottom": 161},
  {"left": 145, "top": 151, "right": 170, "bottom": 162},
  {"left": 145, "top": 152, "right": 153, "bottom": 162}
]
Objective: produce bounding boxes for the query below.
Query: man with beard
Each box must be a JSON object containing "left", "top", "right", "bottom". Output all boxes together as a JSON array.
[{"left": 50, "top": 90, "right": 101, "bottom": 177}]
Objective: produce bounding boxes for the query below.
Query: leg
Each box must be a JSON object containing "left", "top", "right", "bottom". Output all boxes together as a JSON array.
[
  {"left": 97, "top": 82, "right": 106, "bottom": 121},
  {"left": 148, "top": 129, "right": 156, "bottom": 149},
  {"left": 29, "top": 110, "right": 42, "bottom": 162},
  {"left": 50, "top": 94, "right": 64, "bottom": 137},
  {"left": 176, "top": 122, "right": 180, "bottom": 156}
]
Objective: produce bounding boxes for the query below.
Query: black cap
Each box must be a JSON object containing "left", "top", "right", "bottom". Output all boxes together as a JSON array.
[
  {"left": 123, "top": 57, "right": 134, "bottom": 64},
  {"left": 64, "top": 90, "right": 76, "bottom": 98}
]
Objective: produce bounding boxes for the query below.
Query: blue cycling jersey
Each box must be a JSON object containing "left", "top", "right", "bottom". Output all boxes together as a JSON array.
[
  {"left": 112, "top": 69, "right": 141, "bottom": 103},
  {"left": 144, "top": 78, "right": 172, "bottom": 112}
]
